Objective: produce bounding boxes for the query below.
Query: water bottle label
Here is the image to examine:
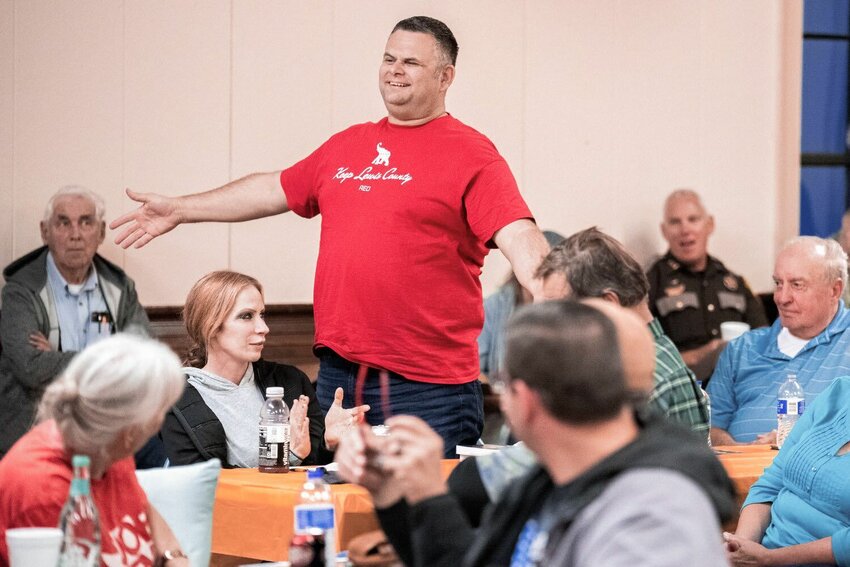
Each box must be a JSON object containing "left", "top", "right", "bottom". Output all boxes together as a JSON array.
[
  {"left": 260, "top": 424, "right": 290, "bottom": 443},
  {"left": 259, "top": 425, "right": 290, "bottom": 465},
  {"left": 294, "top": 505, "right": 335, "bottom": 532},
  {"left": 778, "top": 397, "right": 804, "bottom": 416}
]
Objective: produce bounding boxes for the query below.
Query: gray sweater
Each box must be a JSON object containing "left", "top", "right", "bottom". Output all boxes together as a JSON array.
[{"left": 0, "top": 246, "right": 150, "bottom": 454}]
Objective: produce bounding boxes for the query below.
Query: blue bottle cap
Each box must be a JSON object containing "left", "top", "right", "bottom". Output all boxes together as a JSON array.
[
  {"left": 307, "top": 468, "right": 325, "bottom": 480},
  {"left": 72, "top": 455, "right": 91, "bottom": 468}
]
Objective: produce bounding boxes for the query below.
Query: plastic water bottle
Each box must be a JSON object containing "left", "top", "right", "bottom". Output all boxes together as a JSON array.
[
  {"left": 57, "top": 455, "right": 101, "bottom": 567},
  {"left": 777, "top": 373, "right": 805, "bottom": 448},
  {"left": 291, "top": 470, "right": 336, "bottom": 567},
  {"left": 259, "top": 386, "right": 290, "bottom": 473}
]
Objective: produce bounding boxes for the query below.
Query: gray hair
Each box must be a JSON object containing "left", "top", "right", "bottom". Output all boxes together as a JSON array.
[
  {"left": 782, "top": 236, "right": 849, "bottom": 290},
  {"left": 43, "top": 185, "right": 106, "bottom": 223},
  {"left": 38, "top": 335, "right": 184, "bottom": 460},
  {"left": 535, "top": 227, "right": 649, "bottom": 307}
]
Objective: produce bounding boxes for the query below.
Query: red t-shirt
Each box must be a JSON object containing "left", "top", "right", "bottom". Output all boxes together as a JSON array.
[
  {"left": 0, "top": 421, "right": 155, "bottom": 567},
  {"left": 280, "top": 114, "right": 533, "bottom": 384}
]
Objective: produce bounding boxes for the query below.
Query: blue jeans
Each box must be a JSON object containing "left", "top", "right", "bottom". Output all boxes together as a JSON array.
[{"left": 316, "top": 350, "right": 484, "bottom": 458}]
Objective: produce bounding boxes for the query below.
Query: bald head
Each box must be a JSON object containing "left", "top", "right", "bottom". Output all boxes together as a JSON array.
[
  {"left": 660, "top": 188, "right": 715, "bottom": 271},
  {"left": 583, "top": 299, "right": 655, "bottom": 395},
  {"left": 773, "top": 236, "right": 847, "bottom": 339}
]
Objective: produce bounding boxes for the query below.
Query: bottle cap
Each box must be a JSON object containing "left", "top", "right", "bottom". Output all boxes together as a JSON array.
[
  {"left": 72, "top": 455, "right": 91, "bottom": 467},
  {"left": 307, "top": 469, "right": 324, "bottom": 480},
  {"left": 266, "top": 387, "right": 284, "bottom": 397}
]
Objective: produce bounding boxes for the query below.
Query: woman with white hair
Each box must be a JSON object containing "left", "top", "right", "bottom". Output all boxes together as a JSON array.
[{"left": 0, "top": 335, "right": 189, "bottom": 566}]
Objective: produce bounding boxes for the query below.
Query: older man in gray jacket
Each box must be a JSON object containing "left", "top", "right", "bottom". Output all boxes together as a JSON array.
[{"left": 0, "top": 186, "right": 149, "bottom": 458}]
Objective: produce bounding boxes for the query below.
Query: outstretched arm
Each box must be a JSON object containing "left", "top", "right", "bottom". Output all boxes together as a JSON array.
[
  {"left": 493, "top": 219, "right": 550, "bottom": 302},
  {"left": 110, "top": 171, "right": 287, "bottom": 248}
]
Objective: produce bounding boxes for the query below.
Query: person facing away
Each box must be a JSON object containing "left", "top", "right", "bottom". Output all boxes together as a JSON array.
[
  {"left": 336, "top": 300, "right": 734, "bottom": 567},
  {"left": 708, "top": 236, "right": 850, "bottom": 446},
  {"left": 647, "top": 189, "right": 768, "bottom": 382},
  {"left": 0, "top": 185, "right": 151, "bottom": 461},
  {"left": 537, "top": 227, "right": 709, "bottom": 437},
  {"left": 109, "top": 16, "right": 551, "bottom": 457},
  {"left": 0, "top": 335, "right": 189, "bottom": 566},
  {"left": 160, "top": 270, "right": 368, "bottom": 468},
  {"left": 443, "top": 227, "right": 713, "bottom": 524}
]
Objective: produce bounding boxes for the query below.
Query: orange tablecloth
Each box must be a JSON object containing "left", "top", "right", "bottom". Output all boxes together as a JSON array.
[
  {"left": 212, "top": 460, "right": 459, "bottom": 562},
  {"left": 714, "top": 444, "right": 777, "bottom": 507}
]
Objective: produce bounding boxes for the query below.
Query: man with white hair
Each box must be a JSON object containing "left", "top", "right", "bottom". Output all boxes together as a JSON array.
[
  {"left": 648, "top": 189, "right": 768, "bottom": 382},
  {"left": 0, "top": 186, "right": 150, "bottom": 458},
  {"left": 708, "top": 236, "right": 850, "bottom": 445},
  {"left": 832, "top": 209, "right": 850, "bottom": 306}
]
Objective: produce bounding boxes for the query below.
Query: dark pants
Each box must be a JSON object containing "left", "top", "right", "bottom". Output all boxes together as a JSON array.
[
  {"left": 136, "top": 435, "right": 167, "bottom": 469},
  {"left": 315, "top": 350, "right": 484, "bottom": 458}
]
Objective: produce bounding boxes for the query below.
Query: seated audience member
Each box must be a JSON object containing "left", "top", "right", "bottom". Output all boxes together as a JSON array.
[
  {"left": 0, "top": 335, "right": 188, "bottom": 566},
  {"left": 724, "top": 375, "right": 850, "bottom": 566},
  {"left": 0, "top": 186, "right": 155, "bottom": 465},
  {"left": 160, "top": 271, "right": 368, "bottom": 468},
  {"left": 479, "top": 230, "right": 564, "bottom": 379},
  {"left": 442, "top": 228, "right": 712, "bottom": 520},
  {"left": 647, "top": 189, "right": 768, "bottom": 382},
  {"left": 833, "top": 209, "right": 850, "bottom": 306},
  {"left": 338, "top": 300, "right": 735, "bottom": 567},
  {"left": 708, "top": 236, "right": 850, "bottom": 446},
  {"left": 538, "top": 227, "right": 709, "bottom": 437}
]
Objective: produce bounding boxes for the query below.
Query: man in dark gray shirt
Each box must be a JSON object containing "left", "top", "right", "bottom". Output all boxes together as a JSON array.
[{"left": 337, "top": 300, "right": 734, "bottom": 567}]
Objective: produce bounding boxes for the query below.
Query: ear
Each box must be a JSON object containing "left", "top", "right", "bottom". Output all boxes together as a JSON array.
[
  {"left": 440, "top": 64, "right": 455, "bottom": 93},
  {"left": 510, "top": 380, "right": 540, "bottom": 425},
  {"left": 831, "top": 278, "right": 844, "bottom": 302},
  {"left": 97, "top": 221, "right": 106, "bottom": 245},
  {"left": 40, "top": 221, "right": 49, "bottom": 244},
  {"left": 601, "top": 290, "right": 620, "bottom": 305},
  {"left": 706, "top": 214, "right": 715, "bottom": 236}
]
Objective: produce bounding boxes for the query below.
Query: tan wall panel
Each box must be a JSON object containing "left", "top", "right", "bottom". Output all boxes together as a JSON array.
[
  {"left": 0, "top": 0, "right": 13, "bottom": 287},
  {"left": 229, "top": 1, "right": 333, "bottom": 303},
  {"left": 523, "top": 1, "right": 794, "bottom": 292},
  {"left": 1, "top": 1, "right": 803, "bottom": 305},
  {"left": 123, "top": 1, "right": 232, "bottom": 306},
  {"left": 11, "top": 0, "right": 123, "bottom": 266}
]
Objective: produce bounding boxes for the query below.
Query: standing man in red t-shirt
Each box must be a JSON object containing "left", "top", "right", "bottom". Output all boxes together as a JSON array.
[{"left": 111, "top": 16, "right": 550, "bottom": 456}]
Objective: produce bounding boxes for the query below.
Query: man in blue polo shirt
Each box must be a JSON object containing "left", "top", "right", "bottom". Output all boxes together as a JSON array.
[
  {"left": 0, "top": 186, "right": 150, "bottom": 459},
  {"left": 708, "top": 236, "right": 850, "bottom": 445}
]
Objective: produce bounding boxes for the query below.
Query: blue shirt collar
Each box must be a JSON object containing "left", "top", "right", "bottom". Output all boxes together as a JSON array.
[{"left": 46, "top": 252, "right": 98, "bottom": 295}]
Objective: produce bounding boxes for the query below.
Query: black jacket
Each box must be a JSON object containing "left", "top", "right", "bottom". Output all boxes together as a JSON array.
[
  {"left": 377, "top": 412, "right": 736, "bottom": 567},
  {"left": 160, "top": 359, "right": 334, "bottom": 467}
]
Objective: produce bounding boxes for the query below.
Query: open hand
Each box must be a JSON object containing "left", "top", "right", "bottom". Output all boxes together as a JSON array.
[
  {"left": 110, "top": 189, "right": 181, "bottom": 249},
  {"left": 324, "top": 387, "right": 370, "bottom": 450},
  {"left": 289, "top": 395, "right": 311, "bottom": 461}
]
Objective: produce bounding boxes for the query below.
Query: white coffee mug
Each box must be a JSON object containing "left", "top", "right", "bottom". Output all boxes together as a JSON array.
[
  {"left": 5, "top": 527, "right": 62, "bottom": 567},
  {"left": 720, "top": 321, "right": 750, "bottom": 342}
]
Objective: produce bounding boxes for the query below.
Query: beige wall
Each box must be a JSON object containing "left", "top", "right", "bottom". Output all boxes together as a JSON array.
[{"left": 0, "top": 0, "right": 802, "bottom": 306}]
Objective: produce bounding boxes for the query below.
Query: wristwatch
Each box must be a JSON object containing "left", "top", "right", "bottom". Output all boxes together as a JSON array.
[{"left": 162, "top": 549, "right": 188, "bottom": 562}]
